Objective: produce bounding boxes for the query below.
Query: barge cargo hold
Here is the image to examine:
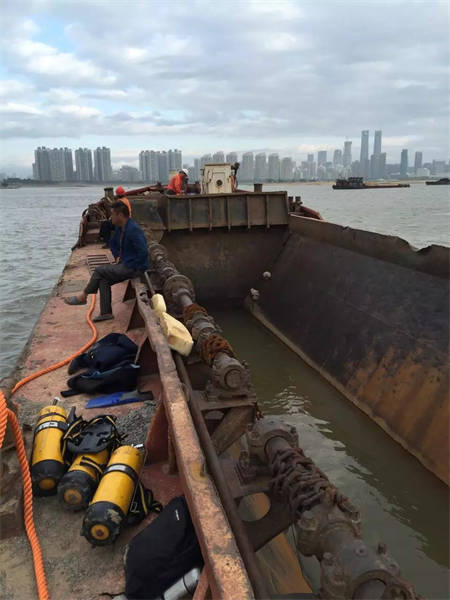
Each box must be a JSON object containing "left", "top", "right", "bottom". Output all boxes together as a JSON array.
[{"left": 0, "top": 184, "right": 447, "bottom": 599}]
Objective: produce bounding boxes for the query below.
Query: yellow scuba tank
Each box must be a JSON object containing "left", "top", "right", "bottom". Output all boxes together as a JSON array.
[
  {"left": 57, "top": 448, "right": 109, "bottom": 511},
  {"left": 30, "top": 400, "right": 68, "bottom": 496},
  {"left": 82, "top": 445, "right": 144, "bottom": 546}
]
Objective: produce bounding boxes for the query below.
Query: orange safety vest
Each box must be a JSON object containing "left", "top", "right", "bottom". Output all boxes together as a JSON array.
[
  {"left": 119, "top": 196, "right": 132, "bottom": 217},
  {"left": 167, "top": 174, "right": 183, "bottom": 195}
]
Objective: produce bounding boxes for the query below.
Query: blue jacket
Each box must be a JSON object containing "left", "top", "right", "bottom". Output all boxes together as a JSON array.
[{"left": 109, "top": 219, "right": 149, "bottom": 271}]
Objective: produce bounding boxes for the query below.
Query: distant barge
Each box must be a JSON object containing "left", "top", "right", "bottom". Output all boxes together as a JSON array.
[
  {"left": 426, "top": 177, "right": 449, "bottom": 185},
  {"left": 333, "top": 177, "right": 410, "bottom": 189}
]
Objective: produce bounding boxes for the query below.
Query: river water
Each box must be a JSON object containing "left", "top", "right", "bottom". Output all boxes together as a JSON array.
[{"left": 0, "top": 184, "right": 448, "bottom": 597}]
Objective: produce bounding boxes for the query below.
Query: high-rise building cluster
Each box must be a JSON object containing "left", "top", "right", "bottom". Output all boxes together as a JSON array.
[
  {"left": 33, "top": 147, "right": 75, "bottom": 182},
  {"left": 138, "top": 149, "right": 182, "bottom": 184},
  {"left": 32, "top": 138, "right": 448, "bottom": 183},
  {"left": 33, "top": 146, "right": 112, "bottom": 182},
  {"left": 32, "top": 147, "right": 183, "bottom": 183}
]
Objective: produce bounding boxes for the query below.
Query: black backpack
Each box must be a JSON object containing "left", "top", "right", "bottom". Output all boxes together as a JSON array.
[
  {"left": 61, "top": 361, "right": 140, "bottom": 397},
  {"left": 125, "top": 496, "right": 203, "bottom": 600},
  {"left": 68, "top": 333, "right": 138, "bottom": 374}
]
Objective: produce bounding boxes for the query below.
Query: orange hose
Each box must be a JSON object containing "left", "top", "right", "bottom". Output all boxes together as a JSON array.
[
  {"left": 12, "top": 294, "right": 97, "bottom": 394},
  {"left": 0, "top": 293, "right": 98, "bottom": 600},
  {"left": 0, "top": 393, "right": 49, "bottom": 600}
]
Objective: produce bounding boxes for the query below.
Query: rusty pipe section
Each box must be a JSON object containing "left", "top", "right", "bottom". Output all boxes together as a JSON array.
[
  {"left": 173, "top": 353, "right": 269, "bottom": 599},
  {"left": 148, "top": 242, "right": 252, "bottom": 396},
  {"left": 246, "top": 420, "right": 422, "bottom": 600}
]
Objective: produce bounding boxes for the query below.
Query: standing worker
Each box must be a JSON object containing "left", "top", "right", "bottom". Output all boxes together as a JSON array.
[
  {"left": 64, "top": 202, "right": 149, "bottom": 322},
  {"left": 99, "top": 186, "right": 132, "bottom": 246},
  {"left": 166, "top": 169, "right": 188, "bottom": 195}
]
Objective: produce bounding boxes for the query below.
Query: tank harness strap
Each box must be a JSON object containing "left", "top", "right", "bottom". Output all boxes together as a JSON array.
[
  {"left": 61, "top": 414, "right": 122, "bottom": 462},
  {"left": 36, "top": 411, "right": 66, "bottom": 422},
  {"left": 104, "top": 462, "right": 138, "bottom": 482},
  {"left": 128, "top": 481, "right": 162, "bottom": 525},
  {"left": 79, "top": 456, "right": 106, "bottom": 478},
  {"left": 34, "top": 421, "right": 68, "bottom": 435}
]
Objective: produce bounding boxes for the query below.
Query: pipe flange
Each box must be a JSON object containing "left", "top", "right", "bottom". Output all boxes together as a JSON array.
[
  {"left": 246, "top": 418, "right": 298, "bottom": 462},
  {"left": 162, "top": 274, "right": 195, "bottom": 304},
  {"left": 212, "top": 353, "right": 248, "bottom": 391}
]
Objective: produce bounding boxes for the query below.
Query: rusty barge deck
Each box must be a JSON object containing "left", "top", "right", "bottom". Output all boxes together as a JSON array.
[
  {"left": 0, "top": 240, "right": 310, "bottom": 599},
  {"left": 1, "top": 184, "right": 446, "bottom": 600}
]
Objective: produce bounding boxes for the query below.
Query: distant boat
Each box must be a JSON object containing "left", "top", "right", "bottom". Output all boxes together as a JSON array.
[
  {"left": 1, "top": 180, "right": 21, "bottom": 189},
  {"left": 333, "top": 177, "right": 410, "bottom": 189},
  {"left": 425, "top": 177, "right": 449, "bottom": 185}
]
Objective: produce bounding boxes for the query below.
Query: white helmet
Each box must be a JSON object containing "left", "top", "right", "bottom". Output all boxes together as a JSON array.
[{"left": 181, "top": 168, "right": 189, "bottom": 176}]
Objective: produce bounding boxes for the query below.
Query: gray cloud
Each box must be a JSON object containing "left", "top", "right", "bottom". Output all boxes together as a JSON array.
[{"left": 0, "top": 0, "right": 448, "bottom": 163}]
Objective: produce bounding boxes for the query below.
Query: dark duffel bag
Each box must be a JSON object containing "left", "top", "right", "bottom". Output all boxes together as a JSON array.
[
  {"left": 61, "top": 361, "right": 140, "bottom": 397},
  {"left": 68, "top": 333, "right": 138, "bottom": 374},
  {"left": 125, "top": 496, "right": 203, "bottom": 600}
]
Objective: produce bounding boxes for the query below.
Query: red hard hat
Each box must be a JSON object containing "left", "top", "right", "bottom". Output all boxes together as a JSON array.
[{"left": 115, "top": 186, "right": 126, "bottom": 196}]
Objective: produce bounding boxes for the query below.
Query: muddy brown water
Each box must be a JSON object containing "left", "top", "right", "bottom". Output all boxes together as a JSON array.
[
  {"left": 212, "top": 307, "right": 449, "bottom": 598},
  {"left": 0, "top": 186, "right": 449, "bottom": 598}
]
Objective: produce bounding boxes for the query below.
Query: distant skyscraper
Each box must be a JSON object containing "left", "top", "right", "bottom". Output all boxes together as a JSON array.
[
  {"left": 373, "top": 130, "right": 382, "bottom": 156},
  {"left": 414, "top": 152, "right": 423, "bottom": 171},
  {"left": 194, "top": 158, "right": 201, "bottom": 181},
  {"left": 254, "top": 153, "right": 267, "bottom": 182},
  {"left": 268, "top": 153, "right": 280, "bottom": 181},
  {"left": 343, "top": 141, "right": 352, "bottom": 168},
  {"left": 158, "top": 151, "right": 169, "bottom": 184},
  {"left": 280, "top": 157, "right": 294, "bottom": 181},
  {"left": 307, "top": 153, "right": 316, "bottom": 178},
  {"left": 379, "top": 153, "right": 386, "bottom": 178},
  {"left": 317, "top": 151, "right": 327, "bottom": 166},
  {"left": 119, "top": 165, "right": 140, "bottom": 182},
  {"left": 400, "top": 149, "right": 408, "bottom": 178},
  {"left": 431, "top": 160, "right": 446, "bottom": 175},
  {"left": 34, "top": 147, "right": 51, "bottom": 181},
  {"left": 333, "top": 149, "right": 342, "bottom": 166},
  {"left": 360, "top": 130, "right": 370, "bottom": 177},
  {"left": 371, "top": 130, "right": 382, "bottom": 178},
  {"left": 226, "top": 152, "right": 238, "bottom": 164},
  {"left": 213, "top": 151, "right": 225, "bottom": 163},
  {"left": 75, "top": 148, "right": 93, "bottom": 181},
  {"left": 241, "top": 152, "right": 254, "bottom": 182},
  {"left": 48, "top": 148, "right": 66, "bottom": 181},
  {"left": 64, "top": 148, "right": 74, "bottom": 181},
  {"left": 139, "top": 150, "right": 151, "bottom": 181},
  {"left": 94, "top": 147, "right": 112, "bottom": 182},
  {"left": 150, "top": 151, "right": 159, "bottom": 182},
  {"left": 168, "top": 149, "right": 182, "bottom": 171}
]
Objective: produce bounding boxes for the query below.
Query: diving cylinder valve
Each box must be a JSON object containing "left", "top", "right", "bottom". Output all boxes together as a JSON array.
[
  {"left": 82, "top": 445, "right": 144, "bottom": 546},
  {"left": 57, "top": 448, "right": 109, "bottom": 511},
  {"left": 161, "top": 567, "right": 201, "bottom": 600},
  {"left": 30, "top": 399, "right": 68, "bottom": 496}
]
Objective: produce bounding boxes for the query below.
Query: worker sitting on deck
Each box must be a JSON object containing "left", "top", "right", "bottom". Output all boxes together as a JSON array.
[
  {"left": 64, "top": 201, "right": 149, "bottom": 322},
  {"left": 99, "top": 186, "right": 132, "bottom": 247},
  {"left": 166, "top": 169, "right": 188, "bottom": 195}
]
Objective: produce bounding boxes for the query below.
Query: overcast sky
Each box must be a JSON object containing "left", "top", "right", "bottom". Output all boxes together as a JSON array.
[{"left": 0, "top": 0, "right": 448, "bottom": 174}]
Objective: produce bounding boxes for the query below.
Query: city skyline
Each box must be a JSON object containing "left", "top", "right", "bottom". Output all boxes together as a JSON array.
[
  {"left": 0, "top": 2, "right": 448, "bottom": 177},
  {"left": 29, "top": 130, "right": 449, "bottom": 184},
  {"left": 10, "top": 130, "right": 449, "bottom": 179}
]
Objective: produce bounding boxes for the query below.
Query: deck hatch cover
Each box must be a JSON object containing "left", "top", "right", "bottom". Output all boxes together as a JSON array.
[{"left": 86, "top": 254, "right": 112, "bottom": 274}]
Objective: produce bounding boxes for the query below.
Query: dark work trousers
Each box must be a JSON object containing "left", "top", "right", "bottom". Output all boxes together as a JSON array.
[
  {"left": 99, "top": 219, "right": 115, "bottom": 243},
  {"left": 84, "top": 263, "right": 140, "bottom": 315}
]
